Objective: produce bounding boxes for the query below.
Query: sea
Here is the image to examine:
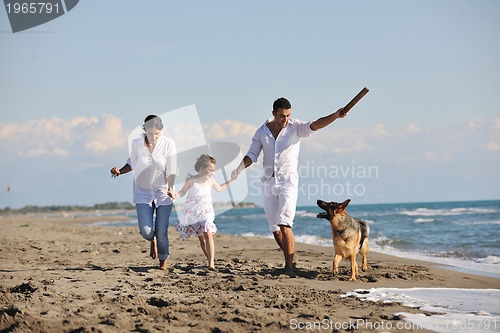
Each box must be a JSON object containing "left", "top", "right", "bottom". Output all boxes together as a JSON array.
[{"left": 93, "top": 199, "right": 500, "bottom": 332}]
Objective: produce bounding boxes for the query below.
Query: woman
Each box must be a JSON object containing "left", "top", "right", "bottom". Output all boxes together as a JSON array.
[{"left": 110, "top": 115, "right": 177, "bottom": 270}]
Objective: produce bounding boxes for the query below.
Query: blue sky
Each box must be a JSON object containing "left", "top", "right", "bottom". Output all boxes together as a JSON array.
[{"left": 1, "top": 0, "right": 499, "bottom": 208}]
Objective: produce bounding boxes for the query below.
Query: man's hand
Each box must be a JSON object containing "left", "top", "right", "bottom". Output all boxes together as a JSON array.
[
  {"left": 337, "top": 107, "right": 348, "bottom": 118},
  {"left": 231, "top": 169, "right": 240, "bottom": 180}
]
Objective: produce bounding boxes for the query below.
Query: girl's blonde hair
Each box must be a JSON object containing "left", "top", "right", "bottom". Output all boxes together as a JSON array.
[{"left": 194, "top": 154, "right": 216, "bottom": 172}]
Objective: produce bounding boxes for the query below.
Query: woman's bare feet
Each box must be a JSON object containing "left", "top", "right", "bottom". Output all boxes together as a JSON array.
[
  {"left": 150, "top": 239, "right": 158, "bottom": 259},
  {"left": 159, "top": 259, "right": 167, "bottom": 270}
]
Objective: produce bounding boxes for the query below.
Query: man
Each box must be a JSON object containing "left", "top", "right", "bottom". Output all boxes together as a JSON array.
[{"left": 231, "top": 97, "right": 346, "bottom": 274}]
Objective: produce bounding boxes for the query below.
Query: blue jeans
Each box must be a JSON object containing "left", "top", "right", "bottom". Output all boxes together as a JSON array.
[{"left": 136, "top": 203, "right": 173, "bottom": 261}]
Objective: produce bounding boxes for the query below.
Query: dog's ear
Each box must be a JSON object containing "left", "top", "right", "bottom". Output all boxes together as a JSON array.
[{"left": 336, "top": 199, "right": 351, "bottom": 212}]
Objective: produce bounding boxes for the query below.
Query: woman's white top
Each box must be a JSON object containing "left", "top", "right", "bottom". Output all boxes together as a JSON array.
[{"left": 127, "top": 133, "right": 177, "bottom": 206}]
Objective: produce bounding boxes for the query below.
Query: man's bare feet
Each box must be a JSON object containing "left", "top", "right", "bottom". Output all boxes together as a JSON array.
[
  {"left": 150, "top": 239, "right": 158, "bottom": 259},
  {"left": 159, "top": 259, "right": 167, "bottom": 270}
]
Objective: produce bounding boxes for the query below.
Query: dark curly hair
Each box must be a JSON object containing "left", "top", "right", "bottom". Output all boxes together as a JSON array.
[
  {"left": 143, "top": 115, "right": 164, "bottom": 131},
  {"left": 273, "top": 97, "right": 291, "bottom": 112},
  {"left": 194, "top": 154, "right": 216, "bottom": 172}
]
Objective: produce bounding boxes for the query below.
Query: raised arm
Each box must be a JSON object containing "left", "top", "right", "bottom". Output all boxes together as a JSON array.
[{"left": 309, "top": 108, "right": 346, "bottom": 131}]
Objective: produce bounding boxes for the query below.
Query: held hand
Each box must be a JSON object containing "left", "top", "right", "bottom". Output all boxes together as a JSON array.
[
  {"left": 110, "top": 167, "right": 120, "bottom": 178},
  {"left": 231, "top": 169, "right": 240, "bottom": 180},
  {"left": 168, "top": 189, "right": 180, "bottom": 200},
  {"left": 336, "top": 108, "right": 347, "bottom": 118}
]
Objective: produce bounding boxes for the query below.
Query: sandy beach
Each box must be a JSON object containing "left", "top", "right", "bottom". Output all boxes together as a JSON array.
[{"left": 1, "top": 213, "right": 499, "bottom": 333}]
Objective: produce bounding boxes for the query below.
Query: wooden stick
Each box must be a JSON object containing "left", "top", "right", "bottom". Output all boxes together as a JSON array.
[{"left": 341, "top": 87, "right": 369, "bottom": 115}]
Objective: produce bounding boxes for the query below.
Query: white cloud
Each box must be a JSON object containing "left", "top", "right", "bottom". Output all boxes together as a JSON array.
[
  {"left": 425, "top": 151, "right": 438, "bottom": 160},
  {"left": 495, "top": 119, "right": 500, "bottom": 130},
  {"left": 464, "top": 117, "right": 500, "bottom": 153},
  {"left": 405, "top": 123, "right": 425, "bottom": 134},
  {"left": 468, "top": 118, "right": 486, "bottom": 129},
  {"left": 372, "top": 124, "right": 390, "bottom": 136},
  {"left": 2, "top": 116, "right": 499, "bottom": 208},
  {"left": 0, "top": 114, "right": 127, "bottom": 159},
  {"left": 302, "top": 124, "right": 395, "bottom": 155},
  {"left": 2, "top": 115, "right": 498, "bottom": 170},
  {"left": 483, "top": 141, "right": 500, "bottom": 152},
  {"left": 296, "top": 118, "right": 500, "bottom": 170},
  {"left": 202, "top": 120, "right": 257, "bottom": 142},
  {"left": 84, "top": 114, "right": 126, "bottom": 152}
]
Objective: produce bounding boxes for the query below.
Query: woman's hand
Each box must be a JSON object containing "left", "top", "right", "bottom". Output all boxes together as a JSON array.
[
  {"left": 168, "top": 188, "right": 179, "bottom": 200},
  {"left": 110, "top": 167, "right": 120, "bottom": 178}
]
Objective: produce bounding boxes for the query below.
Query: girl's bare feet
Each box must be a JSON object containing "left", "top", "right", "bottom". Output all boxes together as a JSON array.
[
  {"left": 159, "top": 259, "right": 167, "bottom": 270},
  {"left": 150, "top": 239, "right": 158, "bottom": 259}
]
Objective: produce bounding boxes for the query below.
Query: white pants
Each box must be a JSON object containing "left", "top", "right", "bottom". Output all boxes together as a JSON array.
[{"left": 262, "top": 178, "right": 298, "bottom": 232}]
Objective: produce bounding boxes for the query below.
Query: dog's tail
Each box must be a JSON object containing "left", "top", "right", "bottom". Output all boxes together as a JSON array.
[{"left": 359, "top": 220, "right": 369, "bottom": 250}]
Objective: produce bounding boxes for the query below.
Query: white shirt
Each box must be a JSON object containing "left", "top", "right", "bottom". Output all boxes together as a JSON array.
[
  {"left": 127, "top": 133, "right": 177, "bottom": 205},
  {"left": 246, "top": 118, "right": 315, "bottom": 184}
]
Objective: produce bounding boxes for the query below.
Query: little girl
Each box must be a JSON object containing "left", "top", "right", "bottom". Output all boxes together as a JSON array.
[{"left": 172, "top": 154, "right": 235, "bottom": 271}]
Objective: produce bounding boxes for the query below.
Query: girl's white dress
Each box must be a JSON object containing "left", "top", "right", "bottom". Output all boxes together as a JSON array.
[{"left": 174, "top": 180, "right": 217, "bottom": 238}]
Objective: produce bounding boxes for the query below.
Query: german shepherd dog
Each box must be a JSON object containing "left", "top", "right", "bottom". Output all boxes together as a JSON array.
[{"left": 316, "top": 199, "right": 370, "bottom": 281}]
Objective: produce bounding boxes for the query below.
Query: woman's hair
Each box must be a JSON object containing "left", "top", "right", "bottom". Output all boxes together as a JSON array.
[
  {"left": 194, "top": 154, "right": 216, "bottom": 172},
  {"left": 143, "top": 115, "right": 164, "bottom": 131}
]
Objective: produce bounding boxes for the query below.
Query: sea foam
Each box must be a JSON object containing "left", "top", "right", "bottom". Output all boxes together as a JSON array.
[{"left": 344, "top": 288, "right": 500, "bottom": 333}]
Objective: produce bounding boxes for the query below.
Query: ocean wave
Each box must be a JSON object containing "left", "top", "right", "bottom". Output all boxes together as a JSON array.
[
  {"left": 371, "top": 234, "right": 413, "bottom": 249},
  {"left": 475, "top": 255, "right": 500, "bottom": 265},
  {"left": 294, "top": 234, "right": 333, "bottom": 247},
  {"left": 414, "top": 218, "right": 437, "bottom": 223},
  {"left": 373, "top": 245, "right": 500, "bottom": 278},
  {"left": 399, "top": 207, "right": 497, "bottom": 217},
  {"left": 429, "top": 249, "right": 491, "bottom": 262},
  {"left": 453, "top": 220, "right": 500, "bottom": 226},
  {"left": 296, "top": 210, "right": 319, "bottom": 219},
  {"left": 239, "top": 232, "right": 272, "bottom": 239},
  {"left": 217, "top": 213, "right": 266, "bottom": 220}
]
